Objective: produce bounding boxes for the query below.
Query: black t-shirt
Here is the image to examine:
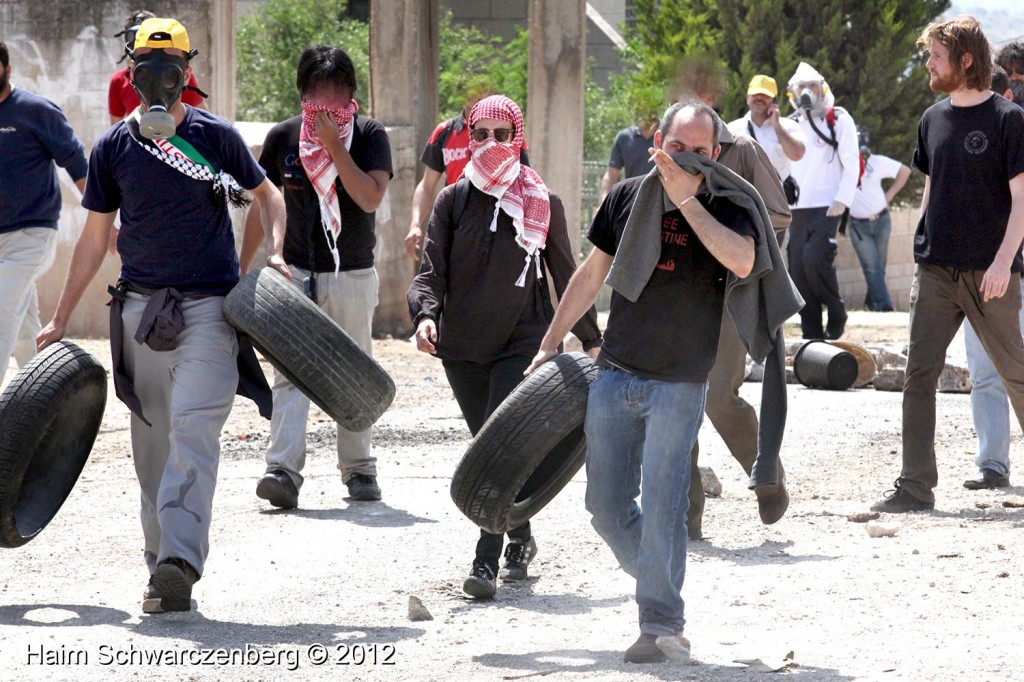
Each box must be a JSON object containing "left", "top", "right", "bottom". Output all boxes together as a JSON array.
[
  {"left": 84, "top": 107, "right": 266, "bottom": 295},
  {"left": 588, "top": 176, "right": 756, "bottom": 382},
  {"left": 407, "top": 183, "right": 602, "bottom": 363},
  {"left": 913, "top": 94, "right": 1024, "bottom": 271},
  {"left": 259, "top": 114, "right": 393, "bottom": 272}
]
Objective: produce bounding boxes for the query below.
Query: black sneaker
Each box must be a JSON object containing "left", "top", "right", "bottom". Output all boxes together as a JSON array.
[
  {"left": 462, "top": 560, "right": 496, "bottom": 599},
  {"left": 256, "top": 469, "right": 299, "bottom": 509},
  {"left": 150, "top": 558, "right": 198, "bottom": 612},
  {"left": 346, "top": 474, "right": 382, "bottom": 501},
  {"left": 963, "top": 468, "right": 1011, "bottom": 490},
  {"left": 870, "top": 479, "right": 934, "bottom": 513},
  {"left": 500, "top": 537, "right": 537, "bottom": 581},
  {"left": 826, "top": 312, "right": 849, "bottom": 340}
]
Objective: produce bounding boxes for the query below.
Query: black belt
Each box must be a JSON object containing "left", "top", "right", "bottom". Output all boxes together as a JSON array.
[{"left": 852, "top": 207, "right": 888, "bottom": 222}]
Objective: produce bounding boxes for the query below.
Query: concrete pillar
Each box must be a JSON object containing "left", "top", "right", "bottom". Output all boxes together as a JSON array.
[
  {"left": 369, "top": 0, "right": 439, "bottom": 336},
  {"left": 526, "top": 0, "right": 586, "bottom": 256},
  {"left": 209, "top": 0, "right": 236, "bottom": 121}
]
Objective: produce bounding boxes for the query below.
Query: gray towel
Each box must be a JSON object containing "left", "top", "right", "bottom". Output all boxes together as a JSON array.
[{"left": 605, "top": 151, "right": 804, "bottom": 488}]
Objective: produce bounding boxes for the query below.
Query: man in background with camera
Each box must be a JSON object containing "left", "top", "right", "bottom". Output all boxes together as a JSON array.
[
  {"left": 728, "top": 74, "right": 806, "bottom": 205},
  {"left": 241, "top": 45, "right": 393, "bottom": 507}
]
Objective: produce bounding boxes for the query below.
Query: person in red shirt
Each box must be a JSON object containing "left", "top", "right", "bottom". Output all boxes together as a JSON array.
[{"left": 107, "top": 10, "right": 205, "bottom": 125}]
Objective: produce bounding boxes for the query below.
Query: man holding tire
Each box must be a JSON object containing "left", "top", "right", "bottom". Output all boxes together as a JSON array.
[
  {"left": 241, "top": 45, "right": 393, "bottom": 507},
  {"left": 529, "top": 101, "right": 758, "bottom": 664},
  {"left": 38, "top": 18, "right": 289, "bottom": 613}
]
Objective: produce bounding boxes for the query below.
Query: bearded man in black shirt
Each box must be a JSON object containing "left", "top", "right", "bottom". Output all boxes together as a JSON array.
[{"left": 872, "top": 16, "right": 1024, "bottom": 513}]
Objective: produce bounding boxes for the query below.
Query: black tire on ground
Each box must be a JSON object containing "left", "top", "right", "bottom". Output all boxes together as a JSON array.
[
  {"left": 451, "top": 352, "right": 598, "bottom": 534},
  {"left": 0, "top": 341, "right": 108, "bottom": 548},
  {"left": 223, "top": 267, "right": 396, "bottom": 432}
]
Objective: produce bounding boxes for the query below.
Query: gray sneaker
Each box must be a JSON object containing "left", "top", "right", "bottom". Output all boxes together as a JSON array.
[
  {"left": 500, "top": 537, "right": 537, "bottom": 581},
  {"left": 256, "top": 469, "right": 299, "bottom": 509}
]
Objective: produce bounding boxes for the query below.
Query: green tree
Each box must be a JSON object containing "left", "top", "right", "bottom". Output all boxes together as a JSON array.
[
  {"left": 435, "top": 11, "right": 503, "bottom": 119},
  {"left": 605, "top": 0, "right": 949, "bottom": 200},
  {"left": 236, "top": 0, "right": 369, "bottom": 122},
  {"left": 715, "top": 0, "right": 950, "bottom": 199}
]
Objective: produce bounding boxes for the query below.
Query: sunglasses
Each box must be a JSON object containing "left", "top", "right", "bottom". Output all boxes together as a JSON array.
[{"left": 470, "top": 127, "right": 515, "bottom": 143}]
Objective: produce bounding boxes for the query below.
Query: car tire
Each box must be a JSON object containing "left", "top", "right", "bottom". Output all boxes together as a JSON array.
[
  {"left": 0, "top": 341, "right": 107, "bottom": 548},
  {"left": 223, "top": 267, "right": 396, "bottom": 432},
  {"left": 451, "top": 352, "right": 597, "bottom": 534}
]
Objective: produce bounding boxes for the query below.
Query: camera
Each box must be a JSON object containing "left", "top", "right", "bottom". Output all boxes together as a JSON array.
[{"left": 303, "top": 275, "right": 318, "bottom": 303}]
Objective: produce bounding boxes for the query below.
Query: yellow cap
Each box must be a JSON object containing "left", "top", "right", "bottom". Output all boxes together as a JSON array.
[
  {"left": 747, "top": 74, "right": 778, "bottom": 98},
  {"left": 134, "top": 18, "right": 190, "bottom": 53}
]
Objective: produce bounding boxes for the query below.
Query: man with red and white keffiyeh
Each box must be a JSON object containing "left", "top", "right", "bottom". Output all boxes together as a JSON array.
[
  {"left": 408, "top": 95, "right": 602, "bottom": 600},
  {"left": 241, "top": 45, "right": 393, "bottom": 508}
]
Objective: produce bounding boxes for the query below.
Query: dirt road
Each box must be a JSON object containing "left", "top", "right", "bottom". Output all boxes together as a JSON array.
[{"left": 1, "top": 313, "right": 1021, "bottom": 681}]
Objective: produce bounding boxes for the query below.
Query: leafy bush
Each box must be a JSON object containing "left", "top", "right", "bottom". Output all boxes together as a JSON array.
[{"left": 236, "top": 0, "right": 369, "bottom": 122}]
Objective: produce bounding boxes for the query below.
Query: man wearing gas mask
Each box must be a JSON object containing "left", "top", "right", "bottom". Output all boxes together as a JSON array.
[
  {"left": 38, "top": 18, "right": 289, "bottom": 614},
  {"left": 786, "top": 62, "right": 860, "bottom": 340},
  {"left": 107, "top": 9, "right": 205, "bottom": 126},
  {"left": 240, "top": 45, "right": 393, "bottom": 509}
]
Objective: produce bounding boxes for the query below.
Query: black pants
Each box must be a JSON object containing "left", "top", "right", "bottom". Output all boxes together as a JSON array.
[
  {"left": 443, "top": 355, "right": 532, "bottom": 574},
  {"left": 787, "top": 207, "right": 847, "bottom": 339}
]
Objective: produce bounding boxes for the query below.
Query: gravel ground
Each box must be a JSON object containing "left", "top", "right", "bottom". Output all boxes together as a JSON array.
[{"left": 1, "top": 312, "right": 1022, "bottom": 681}]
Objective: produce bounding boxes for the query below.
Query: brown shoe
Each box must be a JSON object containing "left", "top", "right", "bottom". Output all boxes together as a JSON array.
[
  {"left": 141, "top": 578, "right": 164, "bottom": 614},
  {"left": 756, "top": 480, "right": 790, "bottom": 524},
  {"left": 624, "top": 633, "right": 666, "bottom": 664}
]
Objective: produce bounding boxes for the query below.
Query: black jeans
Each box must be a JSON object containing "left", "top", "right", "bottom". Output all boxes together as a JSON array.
[
  {"left": 787, "top": 207, "right": 847, "bottom": 338},
  {"left": 443, "top": 355, "right": 533, "bottom": 574}
]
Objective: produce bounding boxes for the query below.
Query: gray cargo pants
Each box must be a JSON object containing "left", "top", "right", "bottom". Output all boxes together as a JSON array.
[{"left": 121, "top": 294, "right": 238, "bottom": 577}]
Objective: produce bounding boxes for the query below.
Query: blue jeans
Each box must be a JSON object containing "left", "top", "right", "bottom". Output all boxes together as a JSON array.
[
  {"left": 583, "top": 366, "right": 705, "bottom": 637},
  {"left": 849, "top": 211, "right": 893, "bottom": 311},
  {"left": 962, "top": 280, "right": 1024, "bottom": 476}
]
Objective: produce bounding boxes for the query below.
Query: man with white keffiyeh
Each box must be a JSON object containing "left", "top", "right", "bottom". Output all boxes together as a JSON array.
[{"left": 241, "top": 45, "right": 393, "bottom": 508}]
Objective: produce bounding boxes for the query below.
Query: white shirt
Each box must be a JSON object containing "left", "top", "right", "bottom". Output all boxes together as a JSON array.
[
  {"left": 789, "top": 108, "right": 861, "bottom": 209},
  {"left": 850, "top": 154, "right": 903, "bottom": 219},
  {"left": 727, "top": 112, "right": 806, "bottom": 179}
]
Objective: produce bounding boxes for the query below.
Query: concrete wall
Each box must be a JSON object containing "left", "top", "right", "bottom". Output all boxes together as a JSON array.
[{"left": 2, "top": 1, "right": 218, "bottom": 339}]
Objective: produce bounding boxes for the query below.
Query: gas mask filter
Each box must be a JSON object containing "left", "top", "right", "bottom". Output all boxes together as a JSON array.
[
  {"left": 796, "top": 86, "right": 820, "bottom": 111},
  {"left": 131, "top": 51, "right": 187, "bottom": 139}
]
